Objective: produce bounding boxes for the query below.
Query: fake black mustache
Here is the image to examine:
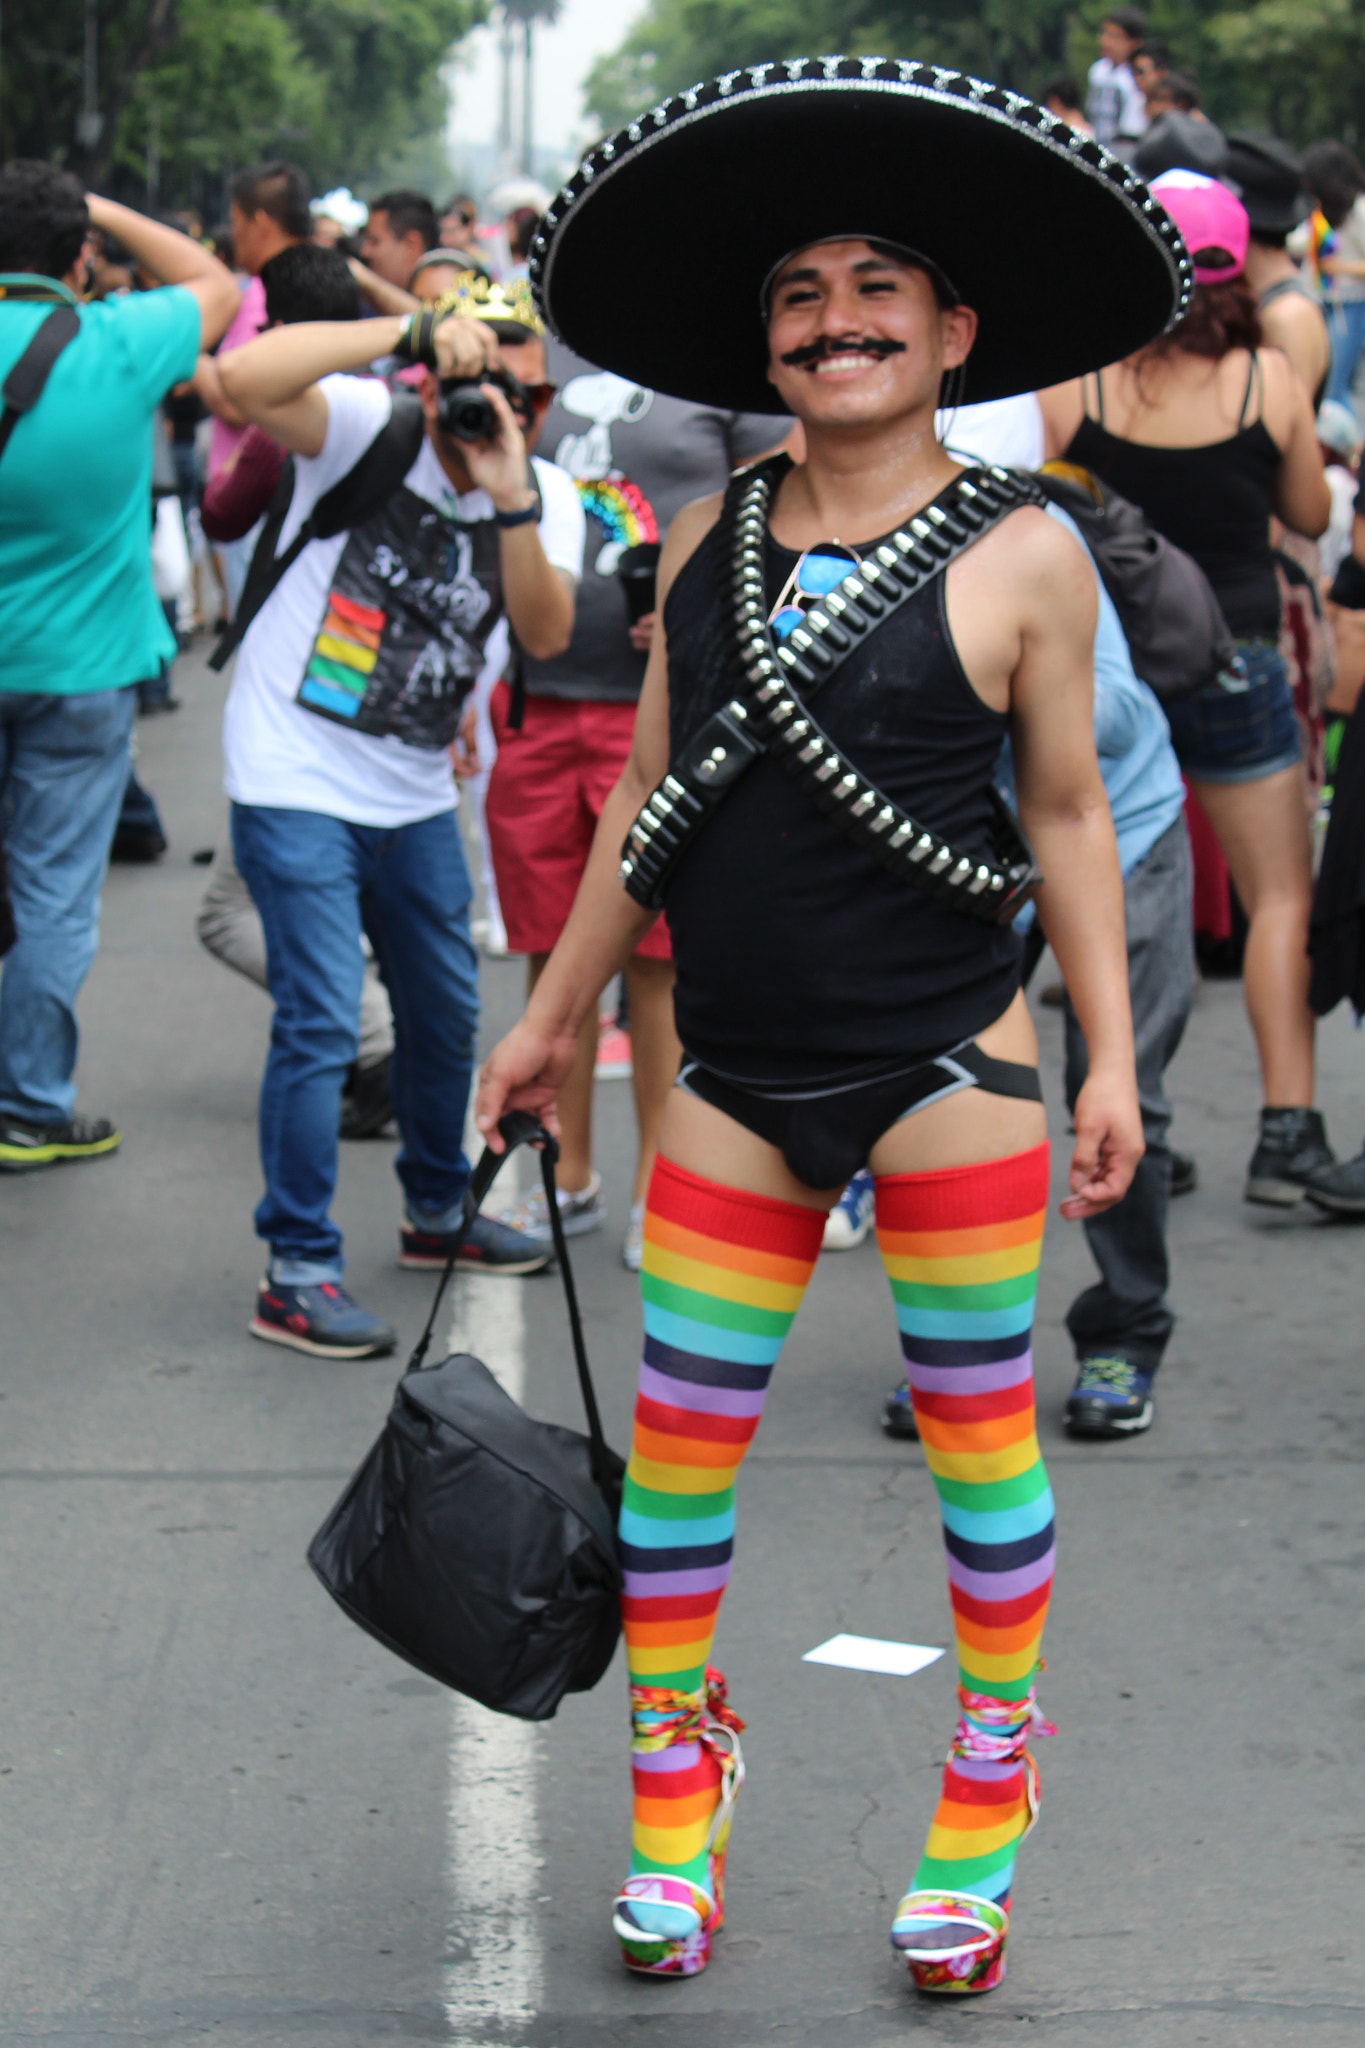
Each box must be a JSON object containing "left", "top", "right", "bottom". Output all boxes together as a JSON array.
[{"left": 779, "top": 334, "right": 908, "bottom": 368}]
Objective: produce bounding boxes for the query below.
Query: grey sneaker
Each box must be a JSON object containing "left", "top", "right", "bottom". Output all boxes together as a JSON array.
[{"left": 499, "top": 1169, "right": 606, "bottom": 1243}]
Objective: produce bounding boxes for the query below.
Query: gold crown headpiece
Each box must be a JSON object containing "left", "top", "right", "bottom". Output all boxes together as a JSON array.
[{"left": 434, "top": 272, "right": 544, "bottom": 337}]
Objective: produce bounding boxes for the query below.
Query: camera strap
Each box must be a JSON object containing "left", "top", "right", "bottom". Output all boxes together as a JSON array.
[
  {"left": 209, "top": 392, "right": 426, "bottom": 672},
  {"left": 0, "top": 305, "right": 81, "bottom": 471},
  {"left": 620, "top": 454, "right": 1045, "bottom": 927}
]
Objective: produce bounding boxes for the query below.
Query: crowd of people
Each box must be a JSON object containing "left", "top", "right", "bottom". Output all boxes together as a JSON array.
[{"left": 3, "top": 34, "right": 1365, "bottom": 2002}]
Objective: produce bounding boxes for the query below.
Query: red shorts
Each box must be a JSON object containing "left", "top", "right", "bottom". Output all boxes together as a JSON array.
[{"left": 485, "top": 682, "right": 672, "bottom": 960}]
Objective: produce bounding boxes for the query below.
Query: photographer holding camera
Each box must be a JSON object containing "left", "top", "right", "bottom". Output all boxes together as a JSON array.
[
  {"left": 215, "top": 279, "right": 583, "bottom": 1357},
  {"left": 0, "top": 163, "right": 239, "bottom": 1174}
]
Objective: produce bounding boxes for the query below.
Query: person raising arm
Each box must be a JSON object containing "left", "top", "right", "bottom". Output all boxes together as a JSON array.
[
  {"left": 84, "top": 193, "right": 239, "bottom": 349},
  {"left": 217, "top": 308, "right": 573, "bottom": 657}
]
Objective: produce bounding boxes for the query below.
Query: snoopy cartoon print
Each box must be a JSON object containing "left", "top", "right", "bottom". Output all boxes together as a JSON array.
[{"left": 553, "top": 372, "right": 654, "bottom": 481}]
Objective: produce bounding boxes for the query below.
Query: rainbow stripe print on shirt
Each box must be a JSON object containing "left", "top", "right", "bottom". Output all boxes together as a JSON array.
[
  {"left": 578, "top": 477, "right": 658, "bottom": 549},
  {"left": 296, "top": 591, "right": 386, "bottom": 722}
]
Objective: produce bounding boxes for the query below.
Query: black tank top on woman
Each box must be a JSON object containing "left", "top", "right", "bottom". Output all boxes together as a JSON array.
[
  {"left": 1066, "top": 358, "right": 1282, "bottom": 641},
  {"left": 661, "top": 518, "right": 1024, "bottom": 1086}
]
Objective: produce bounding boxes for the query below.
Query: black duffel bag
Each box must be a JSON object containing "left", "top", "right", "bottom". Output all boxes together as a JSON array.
[{"left": 307, "top": 1112, "right": 625, "bottom": 1721}]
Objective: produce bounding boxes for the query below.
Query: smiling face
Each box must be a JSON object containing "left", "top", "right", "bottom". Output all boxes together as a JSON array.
[{"left": 764, "top": 239, "right": 976, "bottom": 432}]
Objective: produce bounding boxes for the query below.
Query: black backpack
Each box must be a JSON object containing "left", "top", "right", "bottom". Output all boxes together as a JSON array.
[
  {"left": 208, "top": 391, "right": 426, "bottom": 672},
  {"left": 1037, "top": 462, "right": 1238, "bottom": 704}
]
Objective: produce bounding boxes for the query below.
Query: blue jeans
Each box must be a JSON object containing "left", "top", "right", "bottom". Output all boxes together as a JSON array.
[
  {"left": 0, "top": 687, "right": 137, "bottom": 1124},
  {"left": 1327, "top": 298, "right": 1365, "bottom": 414},
  {"left": 1163, "top": 642, "right": 1301, "bottom": 785},
  {"left": 231, "top": 802, "right": 478, "bottom": 1280}
]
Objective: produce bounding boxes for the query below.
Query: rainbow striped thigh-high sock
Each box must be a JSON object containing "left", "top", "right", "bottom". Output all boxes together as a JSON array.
[
  {"left": 875, "top": 1145, "right": 1054, "bottom": 1994},
  {"left": 612, "top": 1156, "right": 825, "bottom": 1976}
]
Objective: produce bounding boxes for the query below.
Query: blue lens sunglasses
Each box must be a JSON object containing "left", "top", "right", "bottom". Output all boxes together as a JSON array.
[{"left": 767, "top": 542, "right": 863, "bottom": 642}]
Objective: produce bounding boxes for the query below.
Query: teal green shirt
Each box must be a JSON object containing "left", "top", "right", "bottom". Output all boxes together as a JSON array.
[{"left": 0, "top": 278, "right": 200, "bottom": 695}]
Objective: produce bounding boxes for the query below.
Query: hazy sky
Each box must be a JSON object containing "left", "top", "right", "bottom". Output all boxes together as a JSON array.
[{"left": 449, "top": 0, "right": 644, "bottom": 158}]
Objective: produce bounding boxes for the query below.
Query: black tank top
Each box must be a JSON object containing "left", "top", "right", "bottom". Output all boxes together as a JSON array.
[
  {"left": 1066, "top": 359, "right": 1282, "bottom": 641},
  {"left": 661, "top": 519, "right": 1024, "bottom": 1085}
]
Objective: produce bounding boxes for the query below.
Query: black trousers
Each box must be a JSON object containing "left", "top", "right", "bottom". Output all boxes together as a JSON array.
[{"left": 1063, "top": 817, "right": 1194, "bottom": 1376}]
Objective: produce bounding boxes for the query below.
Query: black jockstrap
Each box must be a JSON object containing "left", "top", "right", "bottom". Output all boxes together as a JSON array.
[{"left": 677, "top": 1043, "right": 1043, "bottom": 1191}]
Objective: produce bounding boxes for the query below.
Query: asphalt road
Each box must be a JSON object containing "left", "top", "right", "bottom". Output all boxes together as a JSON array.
[{"left": 2, "top": 650, "right": 1363, "bottom": 2046}]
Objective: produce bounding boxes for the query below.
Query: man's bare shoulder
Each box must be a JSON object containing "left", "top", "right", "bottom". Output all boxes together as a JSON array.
[
  {"left": 663, "top": 489, "right": 726, "bottom": 566},
  {"left": 956, "top": 500, "right": 1096, "bottom": 619}
]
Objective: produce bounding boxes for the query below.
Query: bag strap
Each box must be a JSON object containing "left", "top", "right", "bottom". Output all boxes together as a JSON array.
[
  {"left": 620, "top": 455, "right": 1043, "bottom": 924},
  {"left": 0, "top": 305, "right": 80, "bottom": 469},
  {"left": 406, "top": 1110, "right": 614, "bottom": 1496},
  {"left": 209, "top": 391, "right": 426, "bottom": 672}
]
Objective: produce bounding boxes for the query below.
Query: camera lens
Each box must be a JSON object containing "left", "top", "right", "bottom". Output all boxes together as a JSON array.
[{"left": 437, "top": 380, "right": 498, "bottom": 442}]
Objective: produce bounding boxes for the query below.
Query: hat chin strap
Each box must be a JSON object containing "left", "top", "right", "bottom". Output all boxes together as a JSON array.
[{"left": 760, "top": 236, "right": 962, "bottom": 317}]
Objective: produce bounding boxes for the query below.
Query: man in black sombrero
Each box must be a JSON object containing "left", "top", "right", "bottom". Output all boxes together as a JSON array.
[{"left": 477, "top": 57, "right": 1190, "bottom": 1995}]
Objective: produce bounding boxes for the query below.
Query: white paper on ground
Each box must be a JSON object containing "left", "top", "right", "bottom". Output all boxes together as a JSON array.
[{"left": 802, "top": 1634, "right": 945, "bottom": 1677}]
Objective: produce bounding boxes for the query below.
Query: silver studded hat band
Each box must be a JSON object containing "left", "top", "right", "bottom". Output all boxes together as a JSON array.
[
  {"left": 618, "top": 455, "right": 1044, "bottom": 926},
  {"left": 528, "top": 57, "right": 1192, "bottom": 414}
]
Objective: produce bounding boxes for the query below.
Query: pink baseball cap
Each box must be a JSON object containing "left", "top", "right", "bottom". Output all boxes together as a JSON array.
[{"left": 1148, "top": 170, "right": 1250, "bottom": 285}]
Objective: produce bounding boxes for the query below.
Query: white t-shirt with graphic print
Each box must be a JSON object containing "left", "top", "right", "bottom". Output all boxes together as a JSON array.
[{"left": 223, "top": 373, "right": 584, "bottom": 827}]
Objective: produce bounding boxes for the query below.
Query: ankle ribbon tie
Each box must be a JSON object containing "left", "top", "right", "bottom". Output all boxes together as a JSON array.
[
  {"left": 630, "top": 1663, "right": 745, "bottom": 1747},
  {"left": 630, "top": 1664, "right": 745, "bottom": 1853},
  {"left": 951, "top": 1683, "right": 1056, "bottom": 1763},
  {"left": 950, "top": 1683, "right": 1056, "bottom": 1843}
]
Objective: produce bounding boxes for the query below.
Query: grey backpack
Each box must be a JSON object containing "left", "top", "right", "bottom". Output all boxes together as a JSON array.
[{"left": 1037, "top": 463, "right": 1239, "bottom": 703}]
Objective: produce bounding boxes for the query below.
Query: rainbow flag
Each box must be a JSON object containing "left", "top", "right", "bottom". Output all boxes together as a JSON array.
[{"left": 1308, "top": 209, "right": 1339, "bottom": 297}]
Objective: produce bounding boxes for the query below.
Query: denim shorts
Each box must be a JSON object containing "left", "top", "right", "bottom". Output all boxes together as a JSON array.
[{"left": 1163, "top": 641, "right": 1301, "bottom": 786}]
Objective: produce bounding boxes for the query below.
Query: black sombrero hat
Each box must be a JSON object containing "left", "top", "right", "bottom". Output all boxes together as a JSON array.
[{"left": 531, "top": 56, "right": 1192, "bottom": 412}]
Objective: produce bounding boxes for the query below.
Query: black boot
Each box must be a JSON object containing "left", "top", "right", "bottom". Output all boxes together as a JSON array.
[
  {"left": 1244, "top": 1107, "right": 1335, "bottom": 1207},
  {"left": 338, "top": 1059, "right": 394, "bottom": 1140},
  {"left": 1304, "top": 1140, "right": 1365, "bottom": 1218}
]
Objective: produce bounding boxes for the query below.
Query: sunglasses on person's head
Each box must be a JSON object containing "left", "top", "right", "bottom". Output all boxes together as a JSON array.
[{"left": 768, "top": 542, "right": 862, "bottom": 641}]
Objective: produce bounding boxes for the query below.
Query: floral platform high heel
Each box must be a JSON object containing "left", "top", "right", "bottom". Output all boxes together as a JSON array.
[
  {"left": 891, "top": 1686, "right": 1054, "bottom": 1995},
  {"left": 612, "top": 1665, "right": 745, "bottom": 1978}
]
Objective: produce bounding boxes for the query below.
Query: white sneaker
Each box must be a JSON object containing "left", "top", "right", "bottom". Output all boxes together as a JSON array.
[
  {"left": 623, "top": 1199, "right": 645, "bottom": 1272},
  {"left": 499, "top": 1170, "right": 606, "bottom": 1242},
  {"left": 822, "top": 1169, "right": 875, "bottom": 1251}
]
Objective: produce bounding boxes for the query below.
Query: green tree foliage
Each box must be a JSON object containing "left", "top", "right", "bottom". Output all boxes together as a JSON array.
[
  {"left": 281, "top": 0, "right": 485, "bottom": 185},
  {"left": 1202, "top": 0, "right": 1365, "bottom": 151},
  {"left": 1, "top": 0, "right": 486, "bottom": 205},
  {"left": 583, "top": 0, "right": 1365, "bottom": 149},
  {"left": 116, "top": 0, "right": 323, "bottom": 191}
]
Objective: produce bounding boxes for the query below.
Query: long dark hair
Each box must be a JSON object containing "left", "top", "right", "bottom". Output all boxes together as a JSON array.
[
  {"left": 1140, "top": 277, "right": 1262, "bottom": 374},
  {"left": 1302, "top": 140, "right": 1365, "bottom": 229}
]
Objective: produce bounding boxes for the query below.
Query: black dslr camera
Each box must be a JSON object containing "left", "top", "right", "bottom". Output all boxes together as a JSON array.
[{"left": 436, "top": 365, "right": 533, "bottom": 443}]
